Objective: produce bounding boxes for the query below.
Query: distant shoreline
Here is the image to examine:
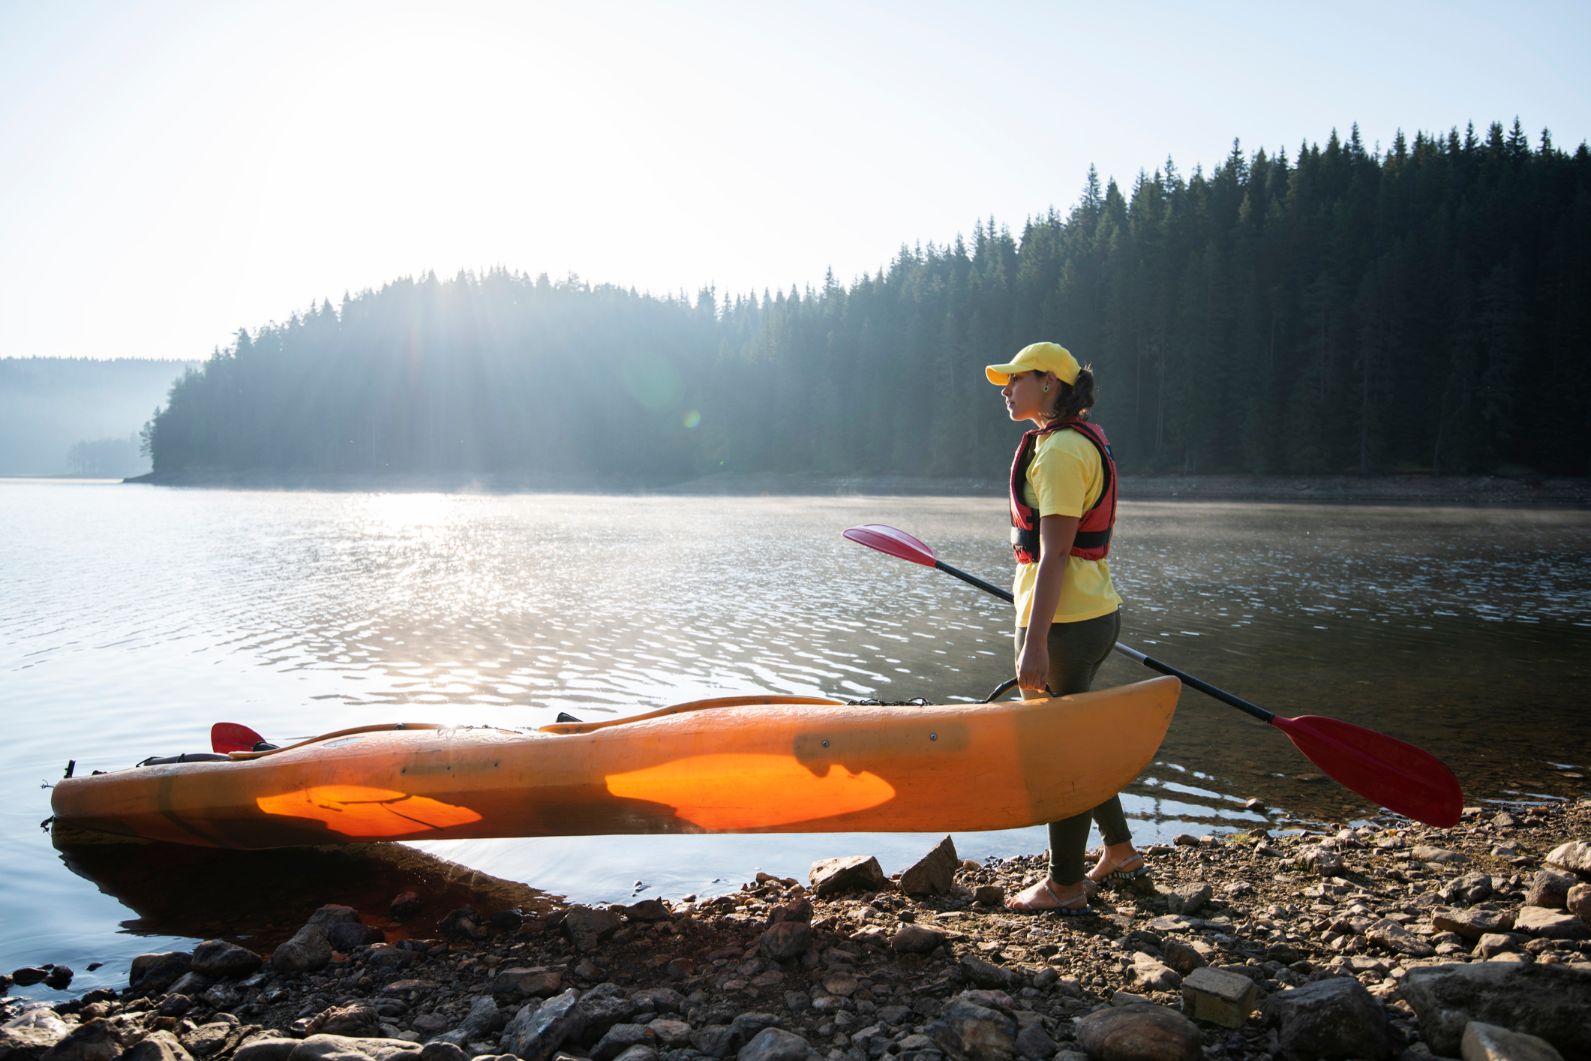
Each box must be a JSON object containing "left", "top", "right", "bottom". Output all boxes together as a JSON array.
[{"left": 118, "top": 469, "right": 1591, "bottom": 507}]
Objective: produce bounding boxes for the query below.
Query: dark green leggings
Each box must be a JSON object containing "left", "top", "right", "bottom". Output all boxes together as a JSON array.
[{"left": 1014, "top": 609, "right": 1131, "bottom": 884}]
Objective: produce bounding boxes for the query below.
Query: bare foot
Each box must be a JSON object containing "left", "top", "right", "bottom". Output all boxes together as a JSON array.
[{"left": 1004, "top": 877, "right": 1089, "bottom": 913}]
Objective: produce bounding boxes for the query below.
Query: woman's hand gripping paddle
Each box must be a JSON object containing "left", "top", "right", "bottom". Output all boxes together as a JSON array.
[{"left": 842, "top": 524, "right": 1464, "bottom": 828}]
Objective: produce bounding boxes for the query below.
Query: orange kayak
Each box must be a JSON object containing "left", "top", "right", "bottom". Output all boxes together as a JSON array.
[{"left": 49, "top": 677, "right": 1179, "bottom": 849}]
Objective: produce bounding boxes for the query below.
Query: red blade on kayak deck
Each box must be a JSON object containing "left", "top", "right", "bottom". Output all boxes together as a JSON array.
[
  {"left": 211, "top": 722, "right": 266, "bottom": 754},
  {"left": 1275, "top": 714, "right": 1464, "bottom": 828},
  {"left": 841, "top": 525, "right": 939, "bottom": 567}
]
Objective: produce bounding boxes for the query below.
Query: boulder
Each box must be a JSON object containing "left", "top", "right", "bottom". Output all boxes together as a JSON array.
[
  {"left": 899, "top": 836, "right": 958, "bottom": 897},
  {"left": 1367, "top": 917, "right": 1436, "bottom": 957},
  {"left": 120, "top": 1033, "right": 195, "bottom": 1061},
  {"left": 1440, "top": 873, "right": 1494, "bottom": 905},
  {"left": 1400, "top": 961, "right": 1591, "bottom": 1057},
  {"left": 1264, "top": 977, "right": 1391, "bottom": 1060},
  {"left": 189, "top": 941, "right": 262, "bottom": 980},
  {"left": 306, "top": 1004, "right": 383, "bottom": 1039},
  {"left": 1130, "top": 952, "right": 1180, "bottom": 992},
  {"left": 1567, "top": 883, "right": 1591, "bottom": 924},
  {"left": 38, "top": 1020, "right": 122, "bottom": 1061},
  {"left": 735, "top": 1027, "right": 811, "bottom": 1061},
  {"left": 759, "top": 922, "right": 813, "bottom": 962},
  {"left": 1525, "top": 869, "right": 1578, "bottom": 909},
  {"left": 1514, "top": 906, "right": 1590, "bottom": 939},
  {"left": 129, "top": 952, "right": 192, "bottom": 995},
  {"left": 500, "top": 990, "right": 582, "bottom": 1061},
  {"left": 890, "top": 925, "right": 946, "bottom": 955},
  {"left": 1433, "top": 907, "right": 1515, "bottom": 940},
  {"left": 1544, "top": 840, "right": 1591, "bottom": 876},
  {"left": 563, "top": 907, "right": 621, "bottom": 951},
  {"left": 488, "top": 967, "right": 563, "bottom": 999},
  {"left": 808, "top": 855, "right": 888, "bottom": 896},
  {"left": 926, "top": 992, "right": 1017, "bottom": 1060},
  {"left": 1075, "top": 1003, "right": 1201, "bottom": 1061}
]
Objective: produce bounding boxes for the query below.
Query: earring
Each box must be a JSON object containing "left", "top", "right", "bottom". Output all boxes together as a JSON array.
[{"left": 1042, "top": 384, "right": 1050, "bottom": 393}]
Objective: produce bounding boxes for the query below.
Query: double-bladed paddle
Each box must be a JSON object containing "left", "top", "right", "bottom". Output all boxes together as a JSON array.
[{"left": 842, "top": 523, "right": 1463, "bottom": 828}]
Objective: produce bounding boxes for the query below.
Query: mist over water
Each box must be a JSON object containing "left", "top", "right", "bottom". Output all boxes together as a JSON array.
[{"left": 3, "top": 481, "right": 1586, "bottom": 996}]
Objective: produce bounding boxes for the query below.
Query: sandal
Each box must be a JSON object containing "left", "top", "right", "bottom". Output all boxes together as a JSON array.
[
  {"left": 1005, "top": 878, "right": 1091, "bottom": 915},
  {"left": 1087, "top": 853, "right": 1150, "bottom": 886}
]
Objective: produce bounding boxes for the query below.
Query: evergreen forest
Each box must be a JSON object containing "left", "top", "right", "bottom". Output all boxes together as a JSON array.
[{"left": 144, "top": 120, "right": 1591, "bottom": 482}]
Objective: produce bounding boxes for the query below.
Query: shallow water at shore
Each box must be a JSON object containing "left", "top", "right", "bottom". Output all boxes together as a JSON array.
[{"left": 2, "top": 480, "right": 1587, "bottom": 990}]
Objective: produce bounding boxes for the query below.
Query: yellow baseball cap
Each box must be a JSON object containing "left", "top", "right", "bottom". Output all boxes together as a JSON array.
[{"left": 985, "top": 341, "right": 1080, "bottom": 386}]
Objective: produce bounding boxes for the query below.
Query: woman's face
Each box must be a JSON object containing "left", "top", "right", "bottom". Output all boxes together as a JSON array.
[{"left": 1001, "top": 370, "right": 1051, "bottom": 424}]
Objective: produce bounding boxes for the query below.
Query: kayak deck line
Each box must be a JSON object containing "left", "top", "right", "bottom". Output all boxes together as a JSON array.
[{"left": 50, "top": 676, "right": 1181, "bottom": 849}]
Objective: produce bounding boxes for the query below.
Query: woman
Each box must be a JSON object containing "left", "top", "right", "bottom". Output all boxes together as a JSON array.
[{"left": 983, "top": 341, "right": 1146, "bottom": 913}]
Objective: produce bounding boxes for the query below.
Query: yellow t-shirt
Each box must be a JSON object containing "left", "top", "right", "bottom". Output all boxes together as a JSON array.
[{"left": 1012, "top": 427, "right": 1123, "bottom": 627}]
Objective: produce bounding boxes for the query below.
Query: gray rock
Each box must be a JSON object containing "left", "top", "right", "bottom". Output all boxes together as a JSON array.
[
  {"left": 456, "top": 996, "right": 502, "bottom": 1040},
  {"left": 1544, "top": 840, "right": 1591, "bottom": 876},
  {"left": 1433, "top": 907, "right": 1515, "bottom": 940},
  {"left": 1264, "top": 976, "right": 1391, "bottom": 1060},
  {"left": 645, "top": 1019, "right": 691, "bottom": 1047},
  {"left": 735, "top": 1027, "right": 810, "bottom": 1061},
  {"left": 270, "top": 929, "right": 331, "bottom": 976},
  {"left": 1473, "top": 933, "right": 1526, "bottom": 959},
  {"left": 500, "top": 990, "right": 581, "bottom": 1061},
  {"left": 1568, "top": 882, "right": 1591, "bottom": 924},
  {"left": 39, "top": 1020, "right": 122, "bottom": 1061},
  {"left": 129, "top": 952, "right": 192, "bottom": 995},
  {"left": 1075, "top": 1003, "right": 1201, "bottom": 1061},
  {"left": 591, "top": 1023, "right": 653, "bottom": 1061},
  {"left": 1, "top": 1010, "right": 73, "bottom": 1060},
  {"left": 304, "top": 904, "right": 362, "bottom": 929},
  {"left": 890, "top": 924, "right": 946, "bottom": 955},
  {"left": 1130, "top": 952, "right": 1181, "bottom": 992},
  {"left": 808, "top": 855, "right": 888, "bottom": 897},
  {"left": 284, "top": 1035, "right": 421, "bottom": 1061},
  {"left": 1166, "top": 883, "right": 1212, "bottom": 916},
  {"left": 1161, "top": 938, "right": 1208, "bottom": 976},
  {"left": 691, "top": 1014, "right": 778, "bottom": 1057},
  {"left": 972, "top": 884, "right": 1005, "bottom": 906},
  {"left": 1525, "top": 869, "right": 1578, "bottom": 910},
  {"left": 563, "top": 907, "right": 622, "bottom": 951},
  {"left": 609, "top": 1047, "right": 657, "bottom": 1061},
  {"left": 180, "top": 1023, "right": 238, "bottom": 1060},
  {"left": 326, "top": 922, "right": 384, "bottom": 953},
  {"left": 759, "top": 922, "right": 813, "bottom": 962},
  {"left": 1440, "top": 872, "right": 1494, "bottom": 905},
  {"left": 1460, "top": 1020, "right": 1565, "bottom": 1061},
  {"left": 1513, "top": 906, "right": 1590, "bottom": 939},
  {"left": 189, "top": 940, "right": 262, "bottom": 980},
  {"left": 1013, "top": 1017, "right": 1054, "bottom": 1060},
  {"left": 1400, "top": 962, "right": 1591, "bottom": 1057},
  {"left": 120, "top": 1033, "right": 195, "bottom": 1061},
  {"left": 1367, "top": 917, "right": 1436, "bottom": 957},
  {"left": 417, "top": 1045, "right": 466, "bottom": 1061},
  {"left": 957, "top": 954, "right": 1015, "bottom": 990},
  {"left": 926, "top": 993, "right": 1017, "bottom": 1060},
  {"left": 489, "top": 967, "right": 562, "bottom": 998},
  {"left": 232, "top": 1039, "right": 299, "bottom": 1061},
  {"left": 1413, "top": 844, "right": 1465, "bottom": 865},
  {"left": 572, "top": 982, "right": 636, "bottom": 1039},
  {"left": 307, "top": 1005, "right": 384, "bottom": 1039},
  {"left": 622, "top": 899, "right": 670, "bottom": 923},
  {"left": 630, "top": 987, "right": 684, "bottom": 1015},
  {"left": 899, "top": 836, "right": 958, "bottom": 897}
]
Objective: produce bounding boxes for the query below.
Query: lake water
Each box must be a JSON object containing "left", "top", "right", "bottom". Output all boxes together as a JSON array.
[{"left": 2, "top": 480, "right": 1587, "bottom": 996}]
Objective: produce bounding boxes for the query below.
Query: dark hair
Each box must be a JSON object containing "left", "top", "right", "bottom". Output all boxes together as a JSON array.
[{"left": 1046, "top": 365, "right": 1095, "bottom": 422}]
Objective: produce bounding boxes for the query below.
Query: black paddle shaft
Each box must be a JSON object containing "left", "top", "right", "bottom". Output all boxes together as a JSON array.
[{"left": 935, "top": 558, "right": 1277, "bottom": 724}]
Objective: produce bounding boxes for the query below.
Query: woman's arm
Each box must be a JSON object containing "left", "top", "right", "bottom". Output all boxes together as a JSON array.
[{"left": 1016, "top": 514, "right": 1079, "bottom": 693}]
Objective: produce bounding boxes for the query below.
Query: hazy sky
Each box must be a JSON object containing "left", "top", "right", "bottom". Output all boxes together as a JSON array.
[{"left": 3, "top": 0, "right": 1588, "bottom": 359}]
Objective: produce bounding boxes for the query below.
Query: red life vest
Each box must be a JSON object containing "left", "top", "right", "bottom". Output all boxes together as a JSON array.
[{"left": 1008, "top": 420, "right": 1117, "bottom": 564}]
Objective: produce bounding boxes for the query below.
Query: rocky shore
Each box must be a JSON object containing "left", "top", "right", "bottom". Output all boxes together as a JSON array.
[{"left": 5, "top": 799, "right": 1590, "bottom": 1061}]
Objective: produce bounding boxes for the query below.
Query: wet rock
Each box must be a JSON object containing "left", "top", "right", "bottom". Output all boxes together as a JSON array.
[
  {"left": 130, "top": 953, "right": 192, "bottom": 995},
  {"left": 1400, "top": 962, "right": 1591, "bottom": 1057},
  {"left": 1367, "top": 917, "right": 1436, "bottom": 957},
  {"left": 563, "top": 907, "right": 621, "bottom": 951},
  {"left": 735, "top": 1027, "right": 810, "bottom": 1061},
  {"left": 759, "top": 922, "right": 813, "bottom": 962},
  {"left": 1461, "top": 1020, "right": 1565, "bottom": 1061},
  {"left": 1264, "top": 976, "right": 1391, "bottom": 1059},
  {"left": 926, "top": 991, "right": 1017, "bottom": 1060},
  {"left": 1180, "top": 966, "right": 1257, "bottom": 1028},
  {"left": 120, "top": 1032, "right": 195, "bottom": 1061},
  {"left": 1512, "top": 907, "right": 1590, "bottom": 940},
  {"left": 1433, "top": 907, "right": 1515, "bottom": 940},
  {"left": 890, "top": 925, "right": 946, "bottom": 956},
  {"left": 500, "top": 989, "right": 581, "bottom": 1061},
  {"left": 808, "top": 856, "right": 888, "bottom": 897},
  {"left": 899, "top": 836, "right": 958, "bottom": 897},
  {"left": 1075, "top": 1003, "right": 1201, "bottom": 1061},
  {"left": 40, "top": 970, "right": 70, "bottom": 992},
  {"left": 190, "top": 940, "right": 262, "bottom": 980},
  {"left": 307, "top": 1003, "right": 384, "bottom": 1038},
  {"left": 489, "top": 966, "right": 563, "bottom": 999},
  {"left": 1544, "top": 840, "right": 1591, "bottom": 876},
  {"left": 1525, "top": 869, "right": 1577, "bottom": 909},
  {"left": 9, "top": 970, "right": 48, "bottom": 989},
  {"left": 1130, "top": 952, "right": 1180, "bottom": 992},
  {"left": 38, "top": 1019, "right": 122, "bottom": 1061},
  {"left": 1440, "top": 872, "right": 1494, "bottom": 905},
  {"left": 1165, "top": 883, "right": 1212, "bottom": 916}
]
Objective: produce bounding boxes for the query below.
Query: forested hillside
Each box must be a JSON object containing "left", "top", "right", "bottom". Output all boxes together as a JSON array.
[
  {"left": 0, "top": 358, "right": 192, "bottom": 476},
  {"left": 145, "top": 120, "right": 1591, "bottom": 481}
]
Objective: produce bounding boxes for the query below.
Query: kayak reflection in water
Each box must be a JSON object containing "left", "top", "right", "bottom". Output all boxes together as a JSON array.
[{"left": 984, "top": 341, "right": 1147, "bottom": 914}]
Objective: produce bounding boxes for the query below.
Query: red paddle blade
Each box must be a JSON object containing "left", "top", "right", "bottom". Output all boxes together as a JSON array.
[
  {"left": 842, "top": 525, "right": 938, "bottom": 567},
  {"left": 1273, "top": 714, "right": 1463, "bottom": 827},
  {"left": 211, "top": 722, "right": 266, "bottom": 754}
]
